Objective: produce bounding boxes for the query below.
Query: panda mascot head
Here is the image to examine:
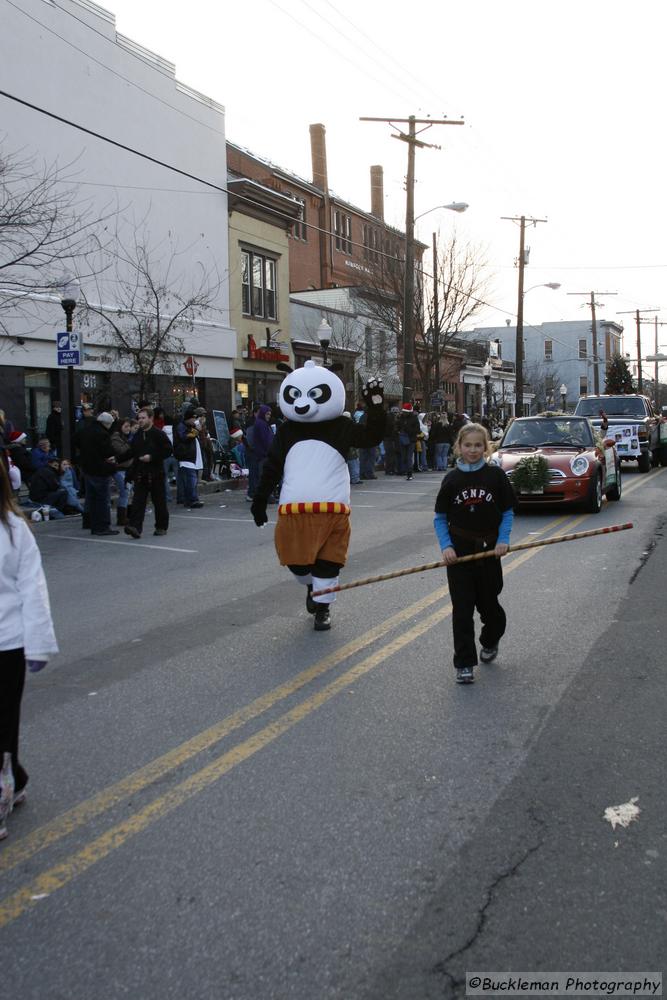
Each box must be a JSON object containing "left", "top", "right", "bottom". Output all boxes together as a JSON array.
[{"left": 279, "top": 360, "right": 345, "bottom": 423}]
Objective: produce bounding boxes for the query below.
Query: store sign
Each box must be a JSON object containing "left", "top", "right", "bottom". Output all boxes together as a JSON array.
[{"left": 247, "top": 334, "right": 289, "bottom": 363}]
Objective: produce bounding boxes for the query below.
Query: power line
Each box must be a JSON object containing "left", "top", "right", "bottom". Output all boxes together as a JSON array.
[
  {"left": 0, "top": 86, "right": 409, "bottom": 265},
  {"left": 265, "top": 0, "right": 422, "bottom": 108}
]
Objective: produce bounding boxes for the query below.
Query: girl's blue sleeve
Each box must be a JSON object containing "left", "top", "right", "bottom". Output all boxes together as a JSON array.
[
  {"left": 497, "top": 507, "right": 513, "bottom": 545},
  {"left": 434, "top": 513, "right": 453, "bottom": 550}
]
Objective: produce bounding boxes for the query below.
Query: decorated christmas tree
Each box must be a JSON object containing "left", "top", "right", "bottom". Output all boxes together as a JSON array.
[
  {"left": 512, "top": 455, "right": 550, "bottom": 493},
  {"left": 605, "top": 354, "right": 635, "bottom": 394}
]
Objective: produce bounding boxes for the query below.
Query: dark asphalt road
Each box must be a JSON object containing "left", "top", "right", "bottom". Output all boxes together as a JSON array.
[{"left": 1, "top": 467, "right": 665, "bottom": 999}]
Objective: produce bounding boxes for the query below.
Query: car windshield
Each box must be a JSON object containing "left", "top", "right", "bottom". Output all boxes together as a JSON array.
[
  {"left": 501, "top": 419, "right": 593, "bottom": 448},
  {"left": 576, "top": 396, "right": 646, "bottom": 417}
]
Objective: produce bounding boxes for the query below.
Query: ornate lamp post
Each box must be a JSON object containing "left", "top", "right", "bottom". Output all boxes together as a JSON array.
[
  {"left": 482, "top": 359, "right": 492, "bottom": 418},
  {"left": 61, "top": 276, "right": 80, "bottom": 459},
  {"left": 317, "top": 317, "right": 332, "bottom": 367}
]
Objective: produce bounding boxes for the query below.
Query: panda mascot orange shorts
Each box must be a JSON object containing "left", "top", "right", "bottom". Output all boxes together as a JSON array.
[{"left": 251, "top": 362, "right": 385, "bottom": 631}]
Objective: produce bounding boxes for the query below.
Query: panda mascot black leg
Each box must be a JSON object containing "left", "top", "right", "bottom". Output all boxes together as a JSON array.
[{"left": 288, "top": 560, "right": 341, "bottom": 629}]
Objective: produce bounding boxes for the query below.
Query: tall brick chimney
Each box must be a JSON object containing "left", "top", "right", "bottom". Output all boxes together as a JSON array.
[
  {"left": 309, "top": 123, "right": 328, "bottom": 192},
  {"left": 370, "top": 165, "right": 384, "bottom": 220}
]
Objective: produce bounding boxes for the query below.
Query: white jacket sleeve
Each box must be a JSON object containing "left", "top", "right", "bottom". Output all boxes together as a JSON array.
[{"left": 16, "top": 520, "right": 58, "bottom": 659}]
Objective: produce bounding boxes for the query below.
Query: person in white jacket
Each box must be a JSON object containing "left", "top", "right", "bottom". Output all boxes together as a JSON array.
[{"left": 0, "top": 460, "right": 58, "bottom": 840}]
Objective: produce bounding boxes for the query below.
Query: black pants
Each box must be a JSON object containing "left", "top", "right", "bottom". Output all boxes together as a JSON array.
[
  {"left": 128, "top": 470, "right": 169, "bottom": 534},
  {"left": 0, "top": 648, "right": 29, "bottom": 793},
  {"left": 447, "top": 556, "right": 506, "bottom": 669}
]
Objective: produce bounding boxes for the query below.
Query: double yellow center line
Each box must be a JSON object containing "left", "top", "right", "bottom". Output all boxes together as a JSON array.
[{"left": 0, "top": 475, "right": 659, "bottom": 926}]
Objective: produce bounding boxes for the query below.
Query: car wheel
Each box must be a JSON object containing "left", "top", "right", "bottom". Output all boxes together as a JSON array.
[
  {"left": 637, "top": 450, "right": 651, "bottom": 473},
  {"left": 585, "top": 473, "right": 602, "bottom": 513},
  {"left": 606, "top": 463, "right": 622, "bottom": 501}
]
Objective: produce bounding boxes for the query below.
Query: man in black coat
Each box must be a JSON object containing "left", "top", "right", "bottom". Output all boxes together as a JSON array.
[
  {"left": 77, "top": 412, "right": 119, "bottom": 535},
  {"left": 28, "top": 458, "right": 68, "bottom": 513},
  {"left": 45, "top": 402, "right": 63, "bottom": 456},
  {"left": 124, "top": 406, "right": 173, "bottom": 539},
  {"left": 396, "top": 403, "right": 420, "bottom": 481}
]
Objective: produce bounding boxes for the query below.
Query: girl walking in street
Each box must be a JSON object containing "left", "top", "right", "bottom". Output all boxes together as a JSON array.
[
  {"left": 433, "top": 423, "right": 514, "bottom": 684},
  {"left": 0, "top": 460, "right": 58, "bottom": 839}
]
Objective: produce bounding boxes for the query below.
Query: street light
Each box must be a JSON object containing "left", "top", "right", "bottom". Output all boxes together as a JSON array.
[
  {"left": 316, "top": 317, "right": 332, "bottom": 367},
  {"left": 61, "top": 276, "right": 80, "bottom": 460},
  {"left": 560, "top": 382, "right": 567, "bottom": 412},
  {"left": 514, "top": 282, "right": 561, "bottom": 417},
  {"left": 482, "top": 359, "right": 492, "bottom": 418},
  {"left": 414, "top": 202, "right": 469, "bottom": 222}
]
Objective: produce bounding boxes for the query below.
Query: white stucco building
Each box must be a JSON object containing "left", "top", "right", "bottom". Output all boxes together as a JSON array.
[{"left": 0, "top": 0, "right": 235, "bottom": 443}]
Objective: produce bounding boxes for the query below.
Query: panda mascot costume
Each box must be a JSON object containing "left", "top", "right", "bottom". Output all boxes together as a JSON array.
[{"left": 251, "top": 361, "right": 385, "bottom": 631}]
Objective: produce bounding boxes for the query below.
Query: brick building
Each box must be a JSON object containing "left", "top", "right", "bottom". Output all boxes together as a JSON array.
[{"left": 227, "top": 124, "right": 421, "bottom": 296}]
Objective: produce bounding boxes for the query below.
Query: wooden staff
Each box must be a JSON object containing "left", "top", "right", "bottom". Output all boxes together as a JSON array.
[{"left": 311, "top": 521, "right": 633, "bottom": 597}]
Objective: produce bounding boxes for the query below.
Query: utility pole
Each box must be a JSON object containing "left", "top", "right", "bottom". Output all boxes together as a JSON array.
[
  {"left": 568, "top": 291, "right": 617, "bottom": 394},
  {"left": 432, "top": 231, "right": 439, "bottom": 401},
  {"left": 616, "top": 308, "right": 659, "bottom": 393},
  {"left": 501, "top": 215, "right": 548, "bottom": 416},
  {"left": 361, "top": 114, "right": 464, "bottom": 404}
]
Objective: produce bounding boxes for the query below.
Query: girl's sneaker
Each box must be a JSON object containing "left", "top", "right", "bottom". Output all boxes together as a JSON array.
[
  {"left": 456, "top": 666, "right": 475, "bottom": 684},
  {"left": 480, "top": 645, "right": 499, "bottom": 663}
]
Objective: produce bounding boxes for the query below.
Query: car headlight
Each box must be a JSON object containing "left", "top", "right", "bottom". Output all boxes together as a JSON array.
[{"left": 570, "top": 455, "right": 589, "bottom": 476}]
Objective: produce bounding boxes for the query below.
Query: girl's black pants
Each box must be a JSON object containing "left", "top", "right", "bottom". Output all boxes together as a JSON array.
[
  {"left": 0, "top": 648, "right": 29, "bottom": 792},
  {"left": 446, "top": 557, "right": 506, "bottom": 670}
]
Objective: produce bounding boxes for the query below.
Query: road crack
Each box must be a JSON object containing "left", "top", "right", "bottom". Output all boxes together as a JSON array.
[
  {"left": 431, "top": 810, "right": 546, "bottom": 998},
  {"left": 629, "top": 514, "right": 666, "bottom": 584}
]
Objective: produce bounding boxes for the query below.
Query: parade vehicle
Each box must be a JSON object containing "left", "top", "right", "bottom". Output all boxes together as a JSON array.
[
  {"left": 573, "top": 394, "right": 665, "bottom": 472},
  {"left": 491, "top": 414, "right": 622, "bottom": 513}
]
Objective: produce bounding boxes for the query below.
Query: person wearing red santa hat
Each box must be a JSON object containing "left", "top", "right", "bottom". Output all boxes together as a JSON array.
[{"left": 5, "top": 432, "right": 34, "bottom": 486}]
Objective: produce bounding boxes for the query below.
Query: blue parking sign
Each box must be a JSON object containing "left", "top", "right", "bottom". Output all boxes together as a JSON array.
[{"left": 56, "top": 331, "right": 81, "bottom": 366}]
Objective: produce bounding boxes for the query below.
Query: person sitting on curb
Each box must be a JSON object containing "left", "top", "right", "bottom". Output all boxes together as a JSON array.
[{"left": 28, "top": 457, "right": 69, "bottom": 516}]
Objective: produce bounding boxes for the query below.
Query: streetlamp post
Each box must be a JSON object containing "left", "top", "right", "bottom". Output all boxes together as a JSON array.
[
  {"left": 560, "top": 382, "right": 567, "bottom": 412},
  {"left": 482, "top": 359, "right": 492, "bottom": 419},
  {"left": 317, "top": 316, "right": 332, "bottom": 367},
  {"left": 61, "top": 277, "right": 80, "bottom": 460}
]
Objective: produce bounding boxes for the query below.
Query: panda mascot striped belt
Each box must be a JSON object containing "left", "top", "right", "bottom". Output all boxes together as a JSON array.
[{"left": 251, "top": 361, "right": 385, "bottom": 631}]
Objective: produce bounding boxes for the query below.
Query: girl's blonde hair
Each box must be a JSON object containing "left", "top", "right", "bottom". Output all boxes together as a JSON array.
[{"left": 453, "top": 421, "right": 492, "bottom": 458}]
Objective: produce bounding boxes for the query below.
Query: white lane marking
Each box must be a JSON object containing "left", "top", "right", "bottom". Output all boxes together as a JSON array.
[
  {"left": 47, "top": 536, "right": 197, "bottom": 553},
  {"left": 170, "top": 514, "right": 266, "bottom": 523}
]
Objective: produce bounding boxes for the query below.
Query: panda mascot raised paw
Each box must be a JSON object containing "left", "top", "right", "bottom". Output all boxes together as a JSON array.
[{"left": 251, "top": 361, "right": 385, "bottom": 630}]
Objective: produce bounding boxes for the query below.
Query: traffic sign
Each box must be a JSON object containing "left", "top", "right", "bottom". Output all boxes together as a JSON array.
[
  {"left": 183, "top": 355, "right": 199, "bottom": 376},
  {"left": 56, "top": 331, "right": 81, "bottom": 367}
]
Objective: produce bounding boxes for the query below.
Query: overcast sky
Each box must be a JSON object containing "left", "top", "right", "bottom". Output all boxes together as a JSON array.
[{"left": 105, "top": 0, "right": 667, "bottom": 353}]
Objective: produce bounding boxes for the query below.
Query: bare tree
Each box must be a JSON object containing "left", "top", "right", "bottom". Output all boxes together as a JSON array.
[
  {"left": 0, "top": 142, "right": 109, "bottom": 342},
  {"left": 524, "top": 359, "right": 563, "bottom": 412},
  {"left": 354, "top": 231, "right": 492, "bottom": 400},
  {"left": 79, "top": 229, "right": 221, "bottom": 401},
  {"left": 417, "top": 231, "right": 493, "bottom": 400}
]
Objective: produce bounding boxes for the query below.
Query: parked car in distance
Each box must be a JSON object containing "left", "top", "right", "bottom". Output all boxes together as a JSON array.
[
  {"left": 491, "top": 415, "right": 621, "bottom": 513},
  {"left": 573, "top": 394, "right": 665, "bottom": 472}
]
